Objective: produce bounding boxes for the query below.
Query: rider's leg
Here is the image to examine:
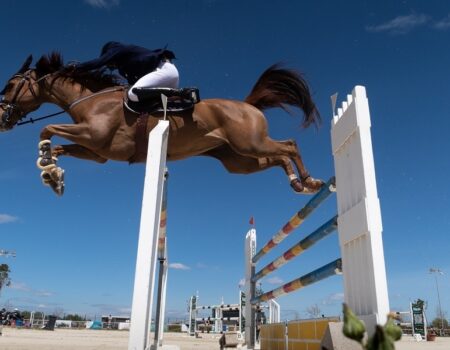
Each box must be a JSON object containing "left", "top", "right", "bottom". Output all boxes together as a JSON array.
[{"left": 128, "top": 61, "right": 179, "bottom": 101}]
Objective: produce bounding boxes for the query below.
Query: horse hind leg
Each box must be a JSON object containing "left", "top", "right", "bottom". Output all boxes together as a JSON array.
[
  {"left": 203, "top": 145, "right": 310, "bottom": 193},
  {"left": 276, "top": 139, "right": 324, "bottom": 193},
  {"left": 227, "top": 134, "right": 323, "bottom": 193}
]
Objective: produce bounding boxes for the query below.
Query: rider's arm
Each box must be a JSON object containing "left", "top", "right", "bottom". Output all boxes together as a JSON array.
[{"left": 75, "top": 49, "right": 120, "bottom": 72}]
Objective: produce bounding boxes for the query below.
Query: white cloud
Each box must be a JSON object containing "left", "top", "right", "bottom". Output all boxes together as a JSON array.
[
  {"left": 266, "top": 276, "right": 283, "bottom": 285},
  {"left": 169, "top": 263, "right": 190, "bottom": 270},
  {"left": 238, "top": 278, "right": 245, "bottom": 288},
  {"left": 366, "top": 14, "right": 430, "bottom": 34},
  {"left": 84, "top": 0, "right": 120, "bottom": 9},
  {"left": 0, "top": 214, "right": 18, "bottom": 224},
  {"left": 434, "top": 15, "right": 450, "bottom": 30}
]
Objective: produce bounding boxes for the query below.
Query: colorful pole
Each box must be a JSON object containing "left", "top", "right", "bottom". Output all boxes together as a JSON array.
[
  {"left": 251, "top": 258, "right": 342, "bottom": 304},
  {"left": 252, "top": 177, "right": 336, "bottom": 264},
  {"left": 157, "top": 170, "right": 168, "bottom": 260},
  {"left": 154, "top": 169, "right": 169, "bottom": 347},
  {"left": 252, "top": 216, "right": 338, "bottom": 282}
]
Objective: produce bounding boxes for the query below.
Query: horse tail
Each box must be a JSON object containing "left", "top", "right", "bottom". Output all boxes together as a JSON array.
[{"left": 244, "top": 64, "right": 321, "bottom": 128}]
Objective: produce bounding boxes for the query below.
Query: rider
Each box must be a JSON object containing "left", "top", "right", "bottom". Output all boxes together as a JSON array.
[{"left": 74, "top": 41, "right": 179, "bottom": 102}]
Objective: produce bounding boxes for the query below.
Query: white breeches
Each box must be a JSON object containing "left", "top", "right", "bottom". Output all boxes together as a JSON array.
[{"left": 128, "top": 61, "right": 179, "bottom": 101}]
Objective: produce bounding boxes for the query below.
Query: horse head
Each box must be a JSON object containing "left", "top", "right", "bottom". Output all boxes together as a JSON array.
[{"left": 0, "top": 55, "right": 43, "bottom": 131}]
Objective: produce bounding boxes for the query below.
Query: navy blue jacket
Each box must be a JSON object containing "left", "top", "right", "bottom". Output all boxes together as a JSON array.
[{"left": 75, "top": 41, "right": 176, "bottom": 84}]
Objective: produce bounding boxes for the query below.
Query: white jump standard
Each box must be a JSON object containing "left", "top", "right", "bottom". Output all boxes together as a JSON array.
[
  {"left": 244, "top": 86, "right": 390, "bottom": 348},
  {"left": 128, "top": 120, "right": 174, "bottom": 350}
]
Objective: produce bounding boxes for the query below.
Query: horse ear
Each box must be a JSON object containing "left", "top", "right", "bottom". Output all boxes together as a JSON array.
[{"left": 18, "top": 55, "right": 33, "bottom": 73}]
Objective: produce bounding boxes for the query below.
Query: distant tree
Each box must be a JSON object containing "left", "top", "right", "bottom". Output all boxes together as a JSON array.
[
  {"left": 52, "top": 307, "right": 65, "bottom": 318},
  {"left": 0, "top": 264, "right": 11, "bottom": 294},
  {"left": 305, "top": 304, "right": 321, "bottom": 318},
  {"left": 65, "top": 314, "right": 84, "bottom": 321},
  {"left": 431, "top": 306, "right": 448, "bottom": 329},
  {"left": 431, "top": 316, "right": 448, "bottom": 329},
  {"left": 21, "top": 311, "right": 32, "bottom": 319}
]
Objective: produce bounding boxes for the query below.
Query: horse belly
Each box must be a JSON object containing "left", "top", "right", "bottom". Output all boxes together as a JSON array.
[{"left": 167, "top": 131, "right": 226, "bottom": 161}]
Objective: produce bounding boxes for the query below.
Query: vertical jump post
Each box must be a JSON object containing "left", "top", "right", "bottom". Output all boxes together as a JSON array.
[
  {"left": 331, "top": 85, "right": 390, "bottom": 332},
  {"left": 128, "top": 120, "right": 170, "bottom": 350}
]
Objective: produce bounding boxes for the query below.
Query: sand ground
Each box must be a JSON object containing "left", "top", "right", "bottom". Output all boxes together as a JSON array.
[{"left": 0, "top": 328, "right": 449, "bottom": 349}]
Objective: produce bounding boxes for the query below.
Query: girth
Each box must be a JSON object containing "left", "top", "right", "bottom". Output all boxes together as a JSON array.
[{"left": 128, "top": 113, "right": 149, "bottom": 164}]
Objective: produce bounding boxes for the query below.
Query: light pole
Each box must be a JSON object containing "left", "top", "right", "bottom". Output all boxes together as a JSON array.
[{"left": 429, "top": 268, "right": 444, "bottom": 335}]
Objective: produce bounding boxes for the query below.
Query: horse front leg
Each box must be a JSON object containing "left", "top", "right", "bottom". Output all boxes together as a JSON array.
[
  {"left": 52, "top": 144, "right": 108, "bottom": 163},
  {"left": 38, "top": 123, "right": 103, "bottom": 195},
  {"left": 37, "top": 139, "right": 65, "bottom": 195}
]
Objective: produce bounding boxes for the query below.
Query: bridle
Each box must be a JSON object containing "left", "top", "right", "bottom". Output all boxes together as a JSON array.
[
  {"left": 1, "top": 70, "right": 124, "bottom": 128},
  {"left": 0, "top": 70, "right": 42, "bottom": 127}
]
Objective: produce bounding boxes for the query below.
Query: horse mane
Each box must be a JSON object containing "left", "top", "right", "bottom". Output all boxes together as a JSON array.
[{"left": 35, "top": 52, "right": 124, "bottom": 91}]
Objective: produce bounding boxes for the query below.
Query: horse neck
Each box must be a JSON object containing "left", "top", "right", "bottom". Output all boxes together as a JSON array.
[{"left": 40, "top": 76, "right": 94, "bottom": 111}]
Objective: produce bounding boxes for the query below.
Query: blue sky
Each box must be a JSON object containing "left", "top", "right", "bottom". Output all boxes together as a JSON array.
[{"left": 1, "top": 0, "right": 449, "bottom": 323}]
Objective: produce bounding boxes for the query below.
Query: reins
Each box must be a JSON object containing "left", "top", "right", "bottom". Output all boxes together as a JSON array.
[
  {"left": 17, "top": 110, "right": 66, "bottom": 126},
  {"left": 16, "top": 86, "right": 125, "bottom": 127}
]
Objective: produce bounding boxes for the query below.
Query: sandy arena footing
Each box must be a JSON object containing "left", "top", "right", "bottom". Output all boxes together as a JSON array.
[{"left": 0, "top": 328, "right": 449, "bottom": 350}]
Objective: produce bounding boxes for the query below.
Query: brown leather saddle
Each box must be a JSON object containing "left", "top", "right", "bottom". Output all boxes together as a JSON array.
[{"left": 124, "top": 87, "right": 200, "bottom": 114}]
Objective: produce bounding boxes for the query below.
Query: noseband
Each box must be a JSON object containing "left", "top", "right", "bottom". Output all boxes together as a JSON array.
[{"left": 1, "top": 71, "right": 39, "bottom": 127}]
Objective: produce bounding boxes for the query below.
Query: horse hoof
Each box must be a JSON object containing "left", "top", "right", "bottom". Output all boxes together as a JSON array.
[
  {"left": 41, "top": 168, "right": 65, "bottom": 196},
  {"left": 49, "top": 181, "right": 64, "bottom": 196},
  {"left": 53, "top": 168, "right": 65, "bottom": 196},
  {"left": 40, "top": 171, "right": 52, "bottom": 186},
  {"left": 290, "top": 179, "right": 304, "bottom": 193},
  {"left": 302, "top": 176, "right": 324, "bottom": 193}
]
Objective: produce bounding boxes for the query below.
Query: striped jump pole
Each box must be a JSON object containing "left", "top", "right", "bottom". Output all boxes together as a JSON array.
[
  {"left": 252, "top": 216, "right": 338, "bottom": 282},
  {"left": 157, "top": 171, "right": 168, "bottom": 260},
  {"left": 251, "top": 259, "right": 342, "bottom": 304},
  {"left": 244, "top": 183, "right": 337, "bottom": 348},
  {"left": 252, "top": 177, "right": 336, "bottom": 264},
  {"left": 154, "top": 170, "right": 169, "bottom": 348}
]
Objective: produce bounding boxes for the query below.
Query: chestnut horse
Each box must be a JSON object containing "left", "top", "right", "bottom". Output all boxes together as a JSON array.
[{"left": 0, "top": 54, "right": 323, "bottom": 195}]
